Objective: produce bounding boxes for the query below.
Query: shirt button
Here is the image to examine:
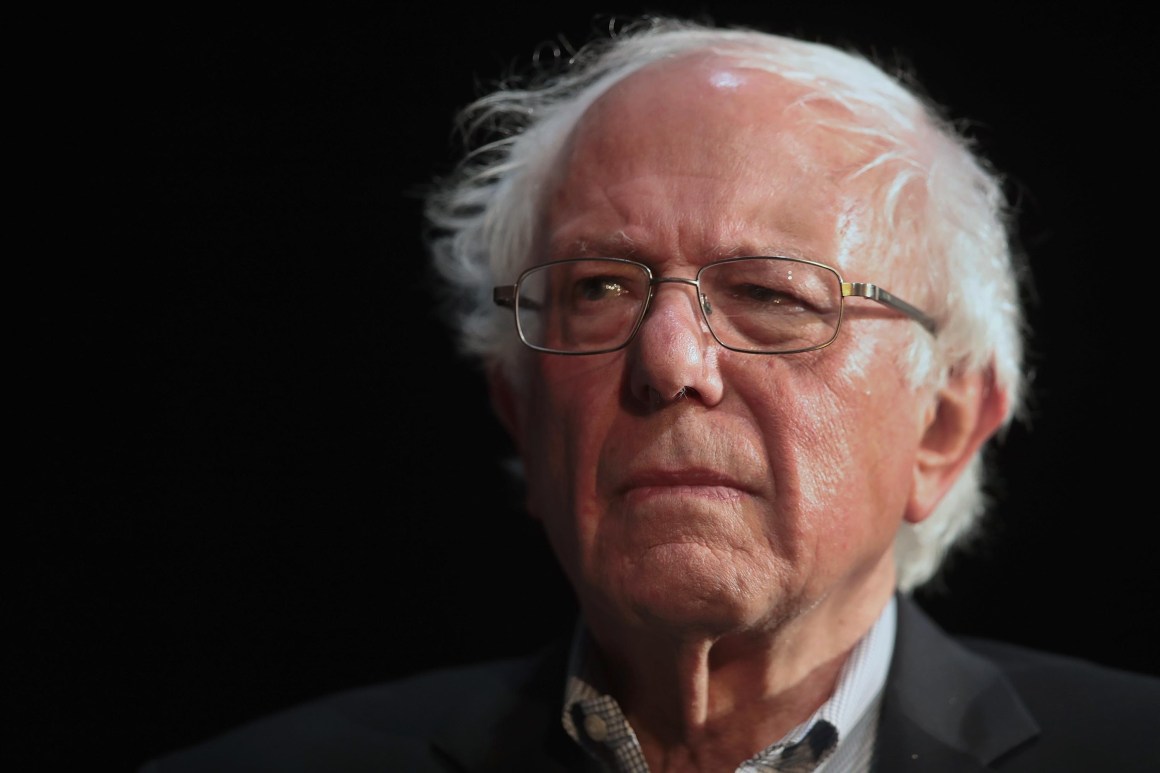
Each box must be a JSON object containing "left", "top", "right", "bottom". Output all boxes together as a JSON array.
[{"left": 583, "top": 713, "right": 609, "bottom": 742}]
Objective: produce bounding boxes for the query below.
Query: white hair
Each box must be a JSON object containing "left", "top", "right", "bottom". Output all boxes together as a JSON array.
[{"left": 422, "top": 16, "right": 1030, "bottom": 592}]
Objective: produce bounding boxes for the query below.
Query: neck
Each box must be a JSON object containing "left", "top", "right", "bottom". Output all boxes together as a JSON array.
[{"left": 582, "top": 564, "right": 896, "bottom": 772}]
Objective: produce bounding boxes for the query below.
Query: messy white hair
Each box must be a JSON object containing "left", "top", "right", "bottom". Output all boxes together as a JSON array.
[{"left": 422, "top": 16, "right": 1029, "bottom": 592}]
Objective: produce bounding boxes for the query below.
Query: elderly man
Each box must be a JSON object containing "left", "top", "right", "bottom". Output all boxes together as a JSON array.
[{"left": 142, "top": 16, "right": 1159, "bottom": 773}]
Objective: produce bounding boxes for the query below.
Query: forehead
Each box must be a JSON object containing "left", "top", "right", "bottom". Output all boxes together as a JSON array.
[
  {"left": 579, "top": 53, "right": 818, "bottom": 141},
  {"left": 543, "top": 53, "right": 878, "bottom": 270}
]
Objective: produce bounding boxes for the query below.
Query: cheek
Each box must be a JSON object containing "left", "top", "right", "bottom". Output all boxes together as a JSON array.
[
  {"left": 741, "top": 357, "right": 851, "bottom": 499},
  {"left": 518, "top": 356, "right": 623, "bottom": 516},
  {"left": 744, "top": 350, "right": 920, "bottom": 549},
  {"left": 517, "top": 357, "right": 629, "bottom": 593}
]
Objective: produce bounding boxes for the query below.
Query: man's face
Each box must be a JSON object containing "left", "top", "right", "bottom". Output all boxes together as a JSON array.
[{"left": 497, "top": 55, "right": 934, "bottom": 643}]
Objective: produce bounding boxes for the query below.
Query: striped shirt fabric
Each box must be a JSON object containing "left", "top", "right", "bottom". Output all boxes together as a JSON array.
[{"left": 560, "top": 596, "right": 897, "bottom": 772}]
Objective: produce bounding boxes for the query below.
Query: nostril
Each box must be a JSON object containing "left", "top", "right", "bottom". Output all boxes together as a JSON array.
[{"left": 641, "top": 384, "right": 695, "bottom": 409}]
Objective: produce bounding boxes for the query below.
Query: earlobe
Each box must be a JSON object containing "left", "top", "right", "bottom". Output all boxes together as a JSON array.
[
  {"left": 487, "top": 365, "right": 523, "bottom": 450},
  {"left": 487, "top": 364, "right": 542, "bottom": 522},
  {"left": 905, "top": 368, "right": 1008, "bottom": 524}
]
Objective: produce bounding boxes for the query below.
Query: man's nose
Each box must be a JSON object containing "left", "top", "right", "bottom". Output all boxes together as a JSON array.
[{"left": 627, "top": 281, "right": 724, "bottom": 408}]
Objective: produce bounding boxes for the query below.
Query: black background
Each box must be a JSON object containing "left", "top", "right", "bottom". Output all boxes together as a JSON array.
[{"left": 22, "top": 2, "right": 1157, "bottom": 769}]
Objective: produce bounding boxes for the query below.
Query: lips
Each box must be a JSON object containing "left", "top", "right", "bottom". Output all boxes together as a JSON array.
[
  {"left": 596, "top": 409, "right": 768, "bottom": 504},
  {"left": 617, "top": 468, "right": 754, "bottom": 496}
]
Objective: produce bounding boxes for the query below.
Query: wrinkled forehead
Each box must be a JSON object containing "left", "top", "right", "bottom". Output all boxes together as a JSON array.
[
  {"left": 570, "top": 50, "right": 898, "bottom": 174},
  {"left": 582, "top": 52, "right": 806, "bottom": 124},
  {"left": 543, "top": 52, "right": 906, "bottom": 270}
]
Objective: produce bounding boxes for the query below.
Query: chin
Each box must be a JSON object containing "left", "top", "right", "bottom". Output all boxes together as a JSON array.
[{"left": 608, "top": 544, "right": 790, "bottom": 635}]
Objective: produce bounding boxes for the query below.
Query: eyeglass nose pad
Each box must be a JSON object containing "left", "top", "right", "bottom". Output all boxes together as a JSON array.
[{"left": 700, "top": 293, "right": 712, "bottom": 317}]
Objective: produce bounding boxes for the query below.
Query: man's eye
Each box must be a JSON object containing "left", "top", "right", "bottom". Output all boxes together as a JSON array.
[
  {"left": 743, "top": 284, "right": 789, "bottom": 304},
  {"left": 727, "top": 283, "right": 802, "bottom": 308},
  {"left": 575, "top": 277, "right": 629, "bottom": 301}
]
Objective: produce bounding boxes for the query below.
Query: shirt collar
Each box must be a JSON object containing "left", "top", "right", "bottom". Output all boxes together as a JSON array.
[{"left": 560, "top": 596, "right": 897, "bottom": 770}]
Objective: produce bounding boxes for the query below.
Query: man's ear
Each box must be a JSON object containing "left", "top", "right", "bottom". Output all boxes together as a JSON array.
[
  {"left": 487, "top": 365, "right": 523, "bottom": 449},
  {"left": 905, "top": 368, "right": 1008, "bottom": 524}
]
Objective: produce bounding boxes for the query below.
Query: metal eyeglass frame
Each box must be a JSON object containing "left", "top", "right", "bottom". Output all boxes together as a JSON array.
[{"left": 492, "top": 255, "right": 938, "bottom": 355}]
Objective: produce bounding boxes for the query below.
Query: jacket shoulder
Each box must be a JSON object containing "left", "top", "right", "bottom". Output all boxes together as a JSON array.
[
  {"left": 958, "top": 635, "right": 1160, "bottom": 726},
  {"left": 140, "top": 643, "right": 571, "bottom": 772},
  {"left": 879, "top": 596, "right": 1160, "bottom": 771}
]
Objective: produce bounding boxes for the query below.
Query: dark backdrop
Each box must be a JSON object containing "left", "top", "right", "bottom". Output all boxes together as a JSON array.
[{"left": 22, "top": 2, "right": 1156, "bottom": 769}]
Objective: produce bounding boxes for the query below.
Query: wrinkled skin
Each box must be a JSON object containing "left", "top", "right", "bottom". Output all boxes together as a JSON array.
[{"left": 489, "top": 52, "right": 1004, "bottom": 771}]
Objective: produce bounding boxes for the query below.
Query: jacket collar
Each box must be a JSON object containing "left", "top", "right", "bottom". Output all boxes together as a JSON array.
[
  {"left": 430, "top": 638, "right": 601, "bottom": 772},
  {"left": 430, "top": 595, "right": 1041, "bottom": 772},
  {"left": 874, "top": 594, "right": 1040, "bottom": 771}
]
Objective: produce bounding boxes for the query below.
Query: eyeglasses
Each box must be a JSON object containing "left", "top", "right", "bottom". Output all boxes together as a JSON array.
[{"left": 493, "top": 256, "right": 937, "bottom": 355}]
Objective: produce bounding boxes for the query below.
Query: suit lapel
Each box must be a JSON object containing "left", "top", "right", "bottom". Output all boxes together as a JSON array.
[
  {"left": 873, "top": 595, "right": 1040, "bottom": 771},
  {"left": 425, "top": 599, "right": 1042, "bottom": 771},
  {"left": 429, "top": 639, "right": 601, "bottom": 772}
]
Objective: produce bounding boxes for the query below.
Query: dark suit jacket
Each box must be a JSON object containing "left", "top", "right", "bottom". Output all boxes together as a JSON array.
[{"left": 141, "top": 596, "right": 1160, "bottom": 771}]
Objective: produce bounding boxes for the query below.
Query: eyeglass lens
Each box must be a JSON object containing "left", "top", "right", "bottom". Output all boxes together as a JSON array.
[{"left": 514, "top": 258, "right": 843, "bottom": 354}]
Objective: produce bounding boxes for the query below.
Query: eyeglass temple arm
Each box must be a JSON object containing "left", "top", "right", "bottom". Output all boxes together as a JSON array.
[{"left": 842, "top": 282, "right": 938, "bottom": 334}]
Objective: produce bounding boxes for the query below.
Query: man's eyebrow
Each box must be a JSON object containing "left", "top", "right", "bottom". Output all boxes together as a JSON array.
[
  {"left": 549, "top": 232, "right": 637, "bottom": 259},
  {"left": 549, "top": 234, "right": 812, "bottom": 263},
  {"left": 549, "top": 234, "right": 793, "bottom": 258}
]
